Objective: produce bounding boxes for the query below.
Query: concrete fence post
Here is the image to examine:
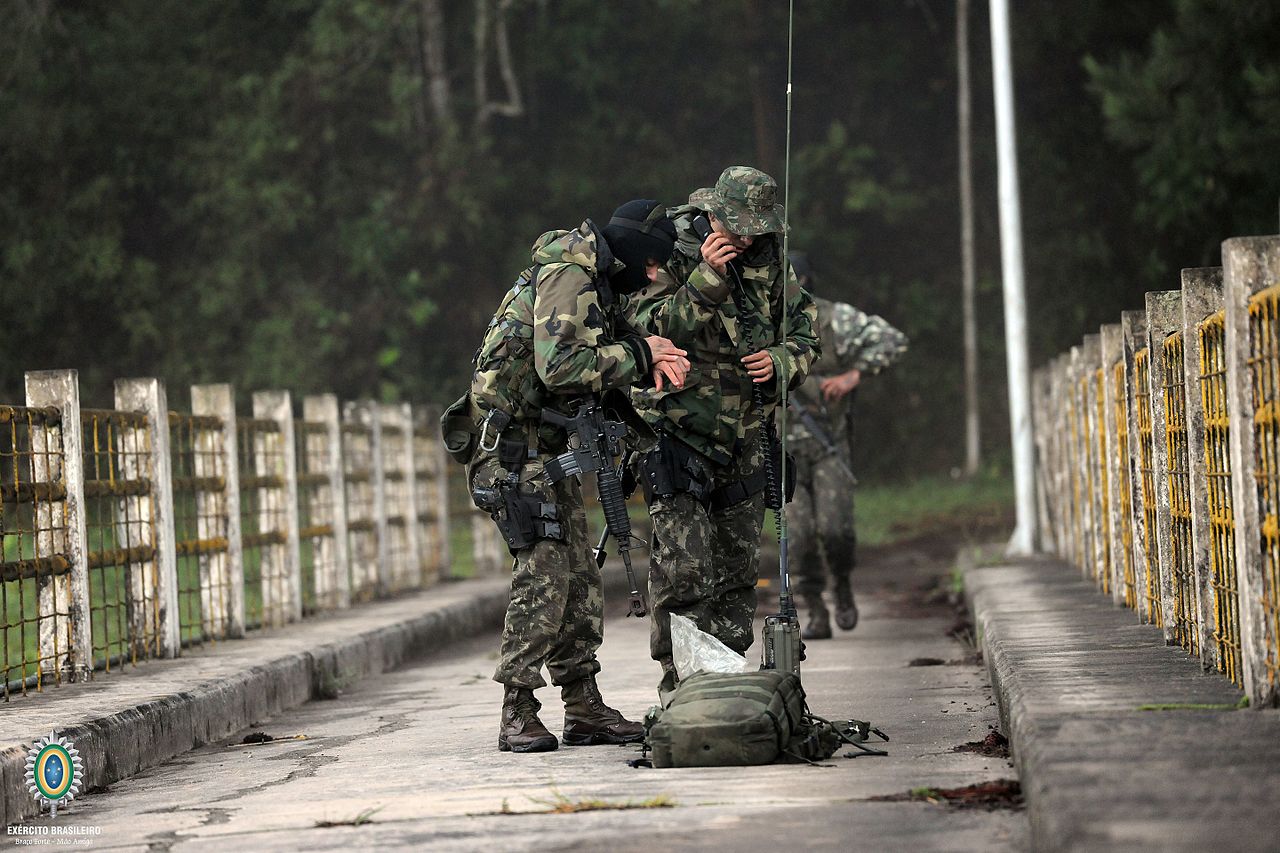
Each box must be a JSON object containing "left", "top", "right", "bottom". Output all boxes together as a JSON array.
[
  {"left": 1224, "top": 235, "right": 1280, "bottom": 706},
  {"left": 1050, "top": 355, "right": 1073, "bottom": 562},
  {"left": 344, "top": 401, "right": 388, "bottom": 596},
  {"left": 191, "top": 383, "right": 246, "bottom": 639},
  {"left": 24, "top": 370, "right": 92, "bottom": 681},
  {"left": 1067, "top": 344, "right": 1091, "bottom": 574},
  {"left": 412, "top": 405, "right": 450, "bottom": 584},
  {"left": 1122, "top": 309, "right": 1153, "bottom": 621},
  {"left": 1101, "top": 323, "right": 1130, "bottom": 606},
  {"left": 1180, "top": 268, "right": 1225, "bottom": 670},
  {"left": 1145, "top": 291, "right": 1187, "bottom": 644},
  {"left": 303, "top": 394, "right": 351, "bottom": 609},
  {"left": 380, "top": 402, "right": 421, "bottom": 591},
  {"left": 1082, "top": 333, "right": 1108, "bottom": 589},
  {"left": 253, "top": 391, "right": 302, "bottom": 624},
  {"left": 115, "top": 378, "right": 181, "bottom": 658},
  {"left": 1032, "top": 367, "right": 1056, "bottom": 554}
]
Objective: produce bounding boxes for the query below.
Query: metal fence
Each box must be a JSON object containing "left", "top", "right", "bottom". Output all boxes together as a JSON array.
[
  {"left": 1035, "top": 241, "right": 1280, "bottom": 706},
  {"left": 2, "top": 371, "right": 500, "bottom": 701},
  {"left": 1, "top": 405, "right": 75, "bottom": 698}
]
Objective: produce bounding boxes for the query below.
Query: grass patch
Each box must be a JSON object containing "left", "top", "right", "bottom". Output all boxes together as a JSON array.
[
  {"left": 856, "top": 467, "right": 1014, "bottom": 548},
  {"left": 476, "top": 787, "right": 677, "bottom": 816},
  {"left": 528, "top": 789, "right": 677, "bottom": 815}
]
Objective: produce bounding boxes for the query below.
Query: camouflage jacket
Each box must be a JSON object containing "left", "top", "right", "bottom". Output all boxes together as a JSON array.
[
  {"left": 787, "top": 295, "right": 908, "bottom": 446},
  {"left": 469, "top": 221, "right": 652, "bottom": 443},
  {"left": 629, "top": 205, "right": 820, "bottom": 465}
]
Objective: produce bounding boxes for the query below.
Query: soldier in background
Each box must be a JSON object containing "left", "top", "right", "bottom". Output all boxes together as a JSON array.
[
  {"left": 787, "top": 252, "right": 908, "bottom": 640},
  {"left": 464, "top": 200, "right": 689, "bottom": 752}
]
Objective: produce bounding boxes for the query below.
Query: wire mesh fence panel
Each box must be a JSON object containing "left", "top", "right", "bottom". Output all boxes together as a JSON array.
[
  {"left": 82, "top": 408, "right": 161, "bottom": 670},
  {"left": 295, "top": 420, "right": 341, "bottom": 614},
  {"left": 237, "top": 418, "right": 290, "bottom": 629},
  {"left": 343, "top": 422, "right": 379, "bottom": 601},
  {"left": 1, "top": 406, "right": 75, "bottom": 698},
  {"left": 1199, "top": 310, "right": 1242, "bottom": 685},
  {"left": 1113, "top": 359, "right": 1138, "bottom": 610},
  {"left": 1162, "top": 332, "right": 1199, "bottom": 654},
  {"left": 1134, "top": 347, "right": 1163, "bottom": 626},
  {"left": 1247, "top": 284, "right": 1280, "bottom": 688},
  {"left": 169, "top": 412, "right": 233, "bottom": 645},
  {"left": 413, "top": 424, "right": 446, "bottom": 584},
  {"left": 1093, "top": 368, "right": 1112, "bottom": 595}
]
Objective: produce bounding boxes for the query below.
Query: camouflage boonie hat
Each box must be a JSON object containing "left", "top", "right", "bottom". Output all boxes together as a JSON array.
[{"left": 688, "top": 165, "right": 786, "bottom": 237}]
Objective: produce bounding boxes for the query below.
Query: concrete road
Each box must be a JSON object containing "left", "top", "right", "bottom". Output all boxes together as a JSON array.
[{"left": 17, "top": 545, "right": 1027, "bottom": 852}]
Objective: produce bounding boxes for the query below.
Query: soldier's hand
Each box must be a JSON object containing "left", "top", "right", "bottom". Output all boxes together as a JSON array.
[
  {"left": 653, "top": 360, "right": 688, "bottom": 392},
  {"left": 700, "top": 231, "right": 739, "bottom": 276},
  {"left": 820, "top": 369, "right": 861, "bottom": 401},
  {"left": 646, "top": 335, "right": 689, "bottom": 367},
  {"left": 741, "top": 349, "right": 774, "bottom": 384}
]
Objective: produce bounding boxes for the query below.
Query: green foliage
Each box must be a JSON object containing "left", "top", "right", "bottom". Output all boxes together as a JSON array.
[{"left": 1, "top": 1, "right": 1277, "bottom": 481}]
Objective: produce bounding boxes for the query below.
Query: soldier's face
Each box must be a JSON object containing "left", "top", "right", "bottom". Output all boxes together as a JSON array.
[
  {"left": 709, "top": 214, "right": 753, "bottom": 250},
  {"left": 645, "top": 259, "right": 661, "bottom": 283}
]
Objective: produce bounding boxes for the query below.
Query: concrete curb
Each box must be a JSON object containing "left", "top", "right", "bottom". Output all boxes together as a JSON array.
[
  {"left": 960, "top": 551, "right": 1280, "bottom": 852},
  {"left": 3, "top": 578, "right": 510, "bottom": 828}
]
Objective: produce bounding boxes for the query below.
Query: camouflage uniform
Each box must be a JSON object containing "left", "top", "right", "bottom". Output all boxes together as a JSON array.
[
  {"left": 468, "top": 221, "right": 653, "bottom": 690},
  {"left": 788, "top": 296, "right": 907, "bottom": 633},
  {"left": 630, "top": 167, "right": 820, "bottom": 672}
]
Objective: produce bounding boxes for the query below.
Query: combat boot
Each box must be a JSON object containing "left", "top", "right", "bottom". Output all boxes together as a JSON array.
[
  {"left": 834, "top": 576, "right": 859, "bottom": 631},
  {"left": 561, "top": 674, "right": 645, "bottom": 745},
  {"left": 498, "top": 687, "right": 558, "bottom": 753},
  {"left": 802, "top": 594, "right": 832, "bottom": 640}
]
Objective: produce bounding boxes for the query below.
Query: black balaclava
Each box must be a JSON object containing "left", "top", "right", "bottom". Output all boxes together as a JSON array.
[{"left": 602, "top": 199, "right": 677, "bottom": 294}]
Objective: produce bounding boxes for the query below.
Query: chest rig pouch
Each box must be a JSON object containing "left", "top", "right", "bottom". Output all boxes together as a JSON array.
[{"left": 639, "top": 433, "right": 713, "bottom": 505}]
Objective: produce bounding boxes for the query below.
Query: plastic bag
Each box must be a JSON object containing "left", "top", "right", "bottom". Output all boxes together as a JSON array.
[{"left": 670, "top": 613, "right": 752, "bottom": 680}]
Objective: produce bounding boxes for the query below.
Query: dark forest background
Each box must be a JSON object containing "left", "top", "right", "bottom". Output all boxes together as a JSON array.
[{"left": 3, "top": 0, "right": 1278, "bottom": 479}]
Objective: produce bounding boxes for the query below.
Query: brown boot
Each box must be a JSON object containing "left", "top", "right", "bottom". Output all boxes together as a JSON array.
[
  {"left": 561, "top": 674, "right": 645, "bottom": 745},
  {"left": 802, "top": 594, "right": 832, "bottom": 640},
  {"left": 834, "top": 576, "right": 859, "bottom": 631},
  {"left": 498, "top": 687, "right": 558, "bottom": 753}
]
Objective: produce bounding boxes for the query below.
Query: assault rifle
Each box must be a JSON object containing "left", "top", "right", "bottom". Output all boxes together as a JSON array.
[
  {"left": 541, "top": 402, "right": 648, "bottom": 618},
  {"left": 788, "top": 396, "right": 857, "bottom": 485}
]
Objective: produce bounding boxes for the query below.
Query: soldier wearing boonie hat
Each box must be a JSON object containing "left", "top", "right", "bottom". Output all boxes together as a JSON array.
[
  {"left": 628, "top": 166, "right": 821, "bottom": 697},
  {"left": 687, "top": 165, "right": 788, "bottom": 237}
]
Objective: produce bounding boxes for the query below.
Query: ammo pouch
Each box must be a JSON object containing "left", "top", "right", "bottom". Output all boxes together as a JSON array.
[
  {"left": 708, "top": 448, "right": 797, "bottom": 512},
  {"left": 638, "top": 435, "right": 712, "bottom": 505},
  {"left": 440, "top": 393, "right": 481, "bottom": 465},
  {"left": 646, "top": 670, "right": 806, "bottom": 767}
]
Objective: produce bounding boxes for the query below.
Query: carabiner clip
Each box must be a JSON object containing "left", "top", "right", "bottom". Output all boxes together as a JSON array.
[{"left": 478, "top": 411, "right": 502, "bottom": 453}]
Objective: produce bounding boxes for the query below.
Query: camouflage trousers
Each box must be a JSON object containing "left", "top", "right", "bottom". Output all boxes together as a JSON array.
[
  {"left": 789, "top": 439, "right": 857, "bottom": 598},
  {"left": 646, "top": 445, "right": 765, "bottom": 664},
  {"left": 469, "top": 450, "right": 603, "bottom": 690}
]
